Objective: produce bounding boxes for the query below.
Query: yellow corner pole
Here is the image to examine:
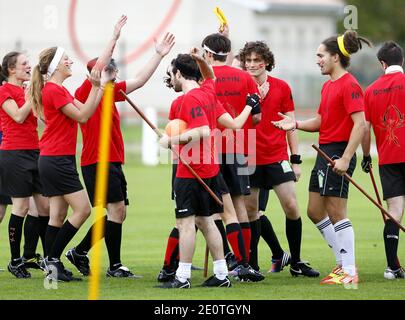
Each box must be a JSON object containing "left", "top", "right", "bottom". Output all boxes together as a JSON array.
[{"left": 88, "top": 82, "right": 114, "bottom": 300}]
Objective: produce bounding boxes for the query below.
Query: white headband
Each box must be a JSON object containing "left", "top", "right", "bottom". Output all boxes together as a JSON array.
[
  {"left": 47, "top": 47, "right": 65, "bottom": 77},
  {"left": 203, "top": 44, "right": 229, "bottom": 56}
]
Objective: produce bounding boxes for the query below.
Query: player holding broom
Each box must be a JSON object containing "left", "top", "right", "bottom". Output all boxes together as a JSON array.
[
  {"left": 272, "top": 30, "right": 371, "bottom": 288},
  {"left": 361, "top": 41, "right": 405, "bottom": 279}
]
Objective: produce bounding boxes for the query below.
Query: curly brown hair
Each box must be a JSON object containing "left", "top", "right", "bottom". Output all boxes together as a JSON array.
[{"left": 239, "top": 41, "right": 275, "bottom": 72}]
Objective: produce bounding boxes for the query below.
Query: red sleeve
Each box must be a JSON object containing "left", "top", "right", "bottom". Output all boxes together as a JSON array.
[
  {"left": 200, "top": 79, "right": 216, "bottom": 95},
  {"left": 178, "top": 95, "right": 208, "bottom": 129},
  {"left": 74, "top": 79, "right": 91, "bottom": 104},
  {"left": 114, "top": 81, "right": 127, "bottom": 102},
  {"left": 281, "top": 82, "right": 295, "bottom": 113},
  {"left": 50, "top": 86, "right": 74, "bottom": 110},
  {"left": 216, "top": 100, "right": 227, "bottom": 119},
  {"left": 0, "top": 87, "right": 12, "bottom": 107},
  {"left": 343, "top": 81, "right": 364, "bottom": 114}
]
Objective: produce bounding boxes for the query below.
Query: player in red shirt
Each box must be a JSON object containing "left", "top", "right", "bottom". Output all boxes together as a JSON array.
[
  {"left": 201, "top": 32, "right": 262, "bottom": 277},
  {"left": 64, "top": 32, "right": 175, "bottom": 278},
  {"left": 0, "top": 121, "right": 12, "bottom": 223},
  {"left": 361, "top": 41, "right": 405, "bottom": 279},
  {"left": 157, "top": 53, "right": 231, "bottom": 288},
  {"left": 273, "top": 30, "right": 371, "bottom": 287},
  {"left": 28, "top": 15, "right": 127, "bottom": 282},
  {"left": 240, "top": 41, "right": 320, "bottom": 277},
  {"left": 0, "top": 52, "right": 50, "bottom": 278}
]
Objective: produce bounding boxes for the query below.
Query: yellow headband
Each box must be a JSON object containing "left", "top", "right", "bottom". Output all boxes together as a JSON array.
[{"left": 337, "top": 35, "right": 350, "bottom": 58}]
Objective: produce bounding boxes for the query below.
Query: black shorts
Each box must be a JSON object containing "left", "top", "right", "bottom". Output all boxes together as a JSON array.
[
  {"left": 219, "top": 153, "right": 250, "bottom": 196},
  {"left": 379, "top": 163, "right": 405, "bottom": 200},
  {"left": 308, "top": 142, "right": 356, "bottom": 199},
  {"left": 0, "top": 149, "right": 42, "bottom": 197},
  {"left": 173, "top": 173, "right": 228, "bottom": 219},
  {"left": 39, "top": 155, "right": 83, "bottom": 197},
  {"left": 259, "top": 188, "right": 270, "bottom": 212},
  {"left": 250, "top": 162, "right": 296, "bottom": 190},
  {"left": 81, "top": 162, "right": 129, "bottom": 207}
]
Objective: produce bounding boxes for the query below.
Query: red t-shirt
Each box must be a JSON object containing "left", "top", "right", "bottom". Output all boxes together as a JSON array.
[
  {"left": 318, "top": 73, "right": 364, "bottom": 144},
  {"left": 251, "top": 76, "right": 294, "bottom": 165},
  {"left": 40, "top": 82, "right": 76, "bottom": 156},
  {"left": 0, "top": 83, "right": 39, "bottom": 150},
  {"left": 176, "top": 79, "right": 219, "bottom": 179},
  {"left": 365, "top": 72, "right": 405, "bottom": 165},
  {"left": 75, "top": 80, "right": 126, "bottom": 166},
  {"left": 213, "top": 65, "right": 259, "bottom": 154}
]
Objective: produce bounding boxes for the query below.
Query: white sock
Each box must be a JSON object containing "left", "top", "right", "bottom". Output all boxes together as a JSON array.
[
  {"left": 334, "top": 218, "right": 356, "bottom": 276},
  {"left": 213, "top": 259, "right": 228, "bottom": 280},
  {"left": 315, "top": 217, "right": 342, "bottom": 266},
  {"left": 176, "top": 262, "right": 192, "bottom": 283}
]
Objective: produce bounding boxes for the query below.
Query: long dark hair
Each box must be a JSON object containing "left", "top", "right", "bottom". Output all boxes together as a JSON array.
[{"left": 0, "top": 51, "right": 21, "bottom": 85}]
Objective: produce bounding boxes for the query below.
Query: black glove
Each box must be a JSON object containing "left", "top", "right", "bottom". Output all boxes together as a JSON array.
[
  {"left": 361, "top": 155, "right": 372, "bottom": 173},
  {"left": 246, "top": 93, "right": 261, "bottom": 115},
  {"left": 290, "top": 154, "right": 302, "bottom": 164}
]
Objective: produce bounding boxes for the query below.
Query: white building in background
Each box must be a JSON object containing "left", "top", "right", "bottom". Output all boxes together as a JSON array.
[{"left": 0, "top": 0, "right": 344, "bottom": 118}]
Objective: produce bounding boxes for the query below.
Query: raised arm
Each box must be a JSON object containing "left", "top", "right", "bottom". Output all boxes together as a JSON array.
[
  {"left": 272, "top": 112, "right": 321, "bottom": 132},
  {"left": 93, "top": 15, "right": 127, "bottom": 72},
  {"left": 126, "top": 32, "right": 175, "bottom": 93},
  {"left": 190, "top": 47, "right": 215, "bottom": 80}
]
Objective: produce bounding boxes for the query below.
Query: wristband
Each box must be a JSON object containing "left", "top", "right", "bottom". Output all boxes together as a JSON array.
[{"left": 290, "top": 154, "right": 302, "bottom": 164}]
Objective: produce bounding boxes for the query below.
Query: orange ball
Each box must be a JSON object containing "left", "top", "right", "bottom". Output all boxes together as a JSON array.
[{"left": 164, "top": 119, "right": 188, "bottom": 137}]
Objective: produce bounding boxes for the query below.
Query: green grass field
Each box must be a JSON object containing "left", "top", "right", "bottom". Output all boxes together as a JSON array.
[{"left": 0, "top": 127, "right": 403, "bottom": 300}]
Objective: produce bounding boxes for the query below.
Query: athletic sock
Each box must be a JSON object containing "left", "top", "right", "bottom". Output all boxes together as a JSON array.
[
  {"left": 45, "top": 225, "right": 60, "bottom": 258},
  {"left": 334, "top": 218, "right": 356, "bottom": 276},
  {"left": 213, "top": 259, "right": 228, "bottom": 280},
  {"left": 286, "top": 217, "right": 302, "bottom": 265},
  {"left": 49, "top": 220, "right": 78, "bottom": 260},
  {"left": 383, "top": 219, "right": 400, "bottom": 270},
  {"left": 75, "top": 215, "right": 107, "bottom": 255},
  {"left": 315, "top": 217, "right": 342, "bottom": 266},
  {"left": 23, "top": 215, "right": 39, "bottom": 259},
  {"left": 8, "top": 214, "right": 24, "bottom": 260},
  {"left": 38, "top": 216, "right": 50, "bottom": 256},
  {"left": 105, "top": 220, "right": 123, "bottom": 269},
  {"left": 249, "top": 218, "right": 261, "bottom": 270},
  {"left": 240, "top": 222, "right": 251, "bottom": 261},
  {"left": 226, "top": 223, "right": 247, "bottom": 265},
  {"left": 163, "top": 227, "right": 179, "bottom": 270},
  {"left": 259, "top": 215, "right": 283, "bottom": 259},
  {"left": 215, "top": 219, "right": 231, "bottom": 256},
  {"left": 176, "top": 262, "right": 191, "bottom": 283}
]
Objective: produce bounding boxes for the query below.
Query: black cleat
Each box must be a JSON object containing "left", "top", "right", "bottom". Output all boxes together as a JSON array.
[
  {"left": 8, "top": 258, "right": 31, "bottom": 279},
  {"left": 201, "top": 275, "right": 231, "bottom": 287},
  {"left": 225, "top": 252, "right": 238, "bottom": 271},
  {"left": 45, "top": 258, "right": 81, "bottom": 282},
  {"left": 22, "top": 253, "right": 45, "bottom": 270},
  {"left": 384, "top": 267, "right": 405, "bottom": 280},
  {"left": 106, "top": 264, "right": 142, "bottom": 278},
  {"left": 65, "top": 248, "right": 90, "bottom": 276},
  {"left": 290, "top": 261, "right": 320, "bottom": 277},
  {"left": 157, "top": 268, "right": 176, "bottom": 282},
  {"left": 231, "top": 265, "right": 265, "bottom": 282},
  {"left": 156, "top": 276, "right": 191, "bottom": 289}
]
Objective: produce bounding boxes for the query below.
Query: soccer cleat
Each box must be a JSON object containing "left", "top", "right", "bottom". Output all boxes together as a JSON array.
[
  {"left": 384, "top": 267, "right": 405, "bottom": 280},
  {"left": 225, "top": 252, "right": 238, "bottom": 272},
  {"left": 22, "top": 253, "right": 45, "bottom": 270},
  {"left": 8, "top": 258, "right": 31, "bottom": 279},
  {"left": 156, "top": 276, "right": 191, "bottom": 289},
  {"left": 320, "top": 266, "right": 344, "bottom": 284},
  {"left": 201, "top": 275, "right": 231, "bottom": 287},
  {"left": 339, "top": 273, "right": 359, "bottom": 289},
  {"left": 231, "top": 264, "right": 265, "bottom": 282},
  {"left": 157, "top": 268, "right": 176, "bottom": 282},
  {"left": 65, "top": 248, "right": 90, "bottom": 276},
  {"left": 45, "top": 258, "right": 81, "bottom": 282},
  {"left": 106, "top": 265, "right": 142, "bottom": 278},
  {"left": 290, "top": 261, "right": 320, "bottom": 277},
  {"left": 269, "top": 252, "right": 291, "bottom": 273}
]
